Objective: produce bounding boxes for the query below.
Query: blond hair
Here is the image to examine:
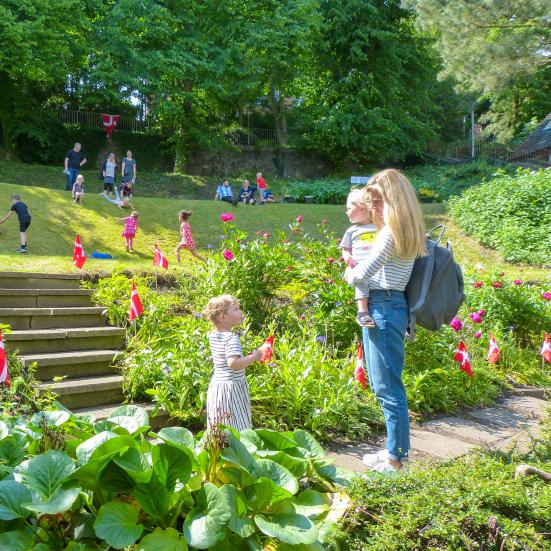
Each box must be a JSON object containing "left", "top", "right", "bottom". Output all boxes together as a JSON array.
[
  {"left": 202, "top": 294, "right": 239, "bottom": 323},
  {"left": 367, "top": 169, "right": 426, "bottom": 258}
]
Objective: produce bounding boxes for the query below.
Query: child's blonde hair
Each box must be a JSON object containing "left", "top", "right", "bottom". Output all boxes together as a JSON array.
[
  {"left": 202, "top": 294, "right": 239, "bottom": 323},
  {"left": 131, "top": 211, "right": 140, "bottom": 218},
  {"left": 367, "top": 169, "right": 426, "bottom": 258},
  {"left": 347, "top": 188, "right": 374, "bottom": 223}
]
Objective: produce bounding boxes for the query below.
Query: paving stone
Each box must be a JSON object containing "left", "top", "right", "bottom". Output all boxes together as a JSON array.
[
  {"left": 498, "top": 396, "right": 549, "bottom": 420},
  {"left": 409, "top": 429, "right": 474, "bottom": 459},
  {"left": 420, "top": 417, "right": 512, "bottom": 444},
  {"left": 465, "top": 407, "right": 531, "bottom": 429},
  {"left": 325, "top": 443, "right": 380, "bottom": 472}
]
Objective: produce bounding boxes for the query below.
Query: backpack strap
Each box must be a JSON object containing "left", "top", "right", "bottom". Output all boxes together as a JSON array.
[{"left": 427, "top": 225, "right": 446, "bottom": 244}]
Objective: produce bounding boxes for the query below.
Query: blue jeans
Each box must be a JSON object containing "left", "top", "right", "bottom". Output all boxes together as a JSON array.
[
  {"left": 66, "top": 168, "right": 79, "bottom": 191},
  {"left": 362, "top": 290, "right": 409, "bottom": 461}
]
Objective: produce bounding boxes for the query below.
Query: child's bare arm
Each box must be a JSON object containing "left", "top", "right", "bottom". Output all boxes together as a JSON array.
[
  {"left": 342, "top": 247, "right": 355, "bottom": 267},
  {"left": 227, "top": 348, "right": 262, "bottom": 370},
  {"left": 0, "top": 212, "right": 12, "bottom": 225}
]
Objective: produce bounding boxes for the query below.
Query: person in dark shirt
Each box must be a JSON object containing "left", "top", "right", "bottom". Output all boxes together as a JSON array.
[
  {"left": 64, "top": 142, "right": 87, "bottom": 191},
  {"left": 0, "top": 194, "right": 32, "bottom": 253}
]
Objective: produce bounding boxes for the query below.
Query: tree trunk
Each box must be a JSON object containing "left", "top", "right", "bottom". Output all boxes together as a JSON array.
[{"left": 269, "top": 82, "right": 287, "bottom": 146}]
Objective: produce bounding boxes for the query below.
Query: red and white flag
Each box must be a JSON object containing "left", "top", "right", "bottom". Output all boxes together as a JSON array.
[
  {"left": 153, "top": 243, "right": 169, "bottom": 270},
  {"left": 101, "top": 114, "right": 120, "bottom": 139},
  {"left": 487, "top": 335, "right": 500, "bottom": 364},
  {"left": 354, "top": 342, "right": 367, "bottom": 389},
  {"left": 541, "top": 333, "right": 551, "bottom": 364},
  {"left": 260, "top": 335, "right": 274, "bottom": 363},
  {"left": 0, "top": 330, "right": 10, "bottom": 388},
  {"left": 454, "top": 341, "right": 473, "bottom": 377},
  {"left": 73, "top": 235, "right": 86, "bottom": 269},
  {"left": 129, "top": 280, "right": 144, "bottom": 321}
]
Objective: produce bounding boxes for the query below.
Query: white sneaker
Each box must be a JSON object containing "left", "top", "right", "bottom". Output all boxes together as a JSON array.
[
  {"left": 372, "top": 459, "right": 402, "bottom": 473},
  {"left": 362, "top": 449, "right": 389, "bottom": 468}
]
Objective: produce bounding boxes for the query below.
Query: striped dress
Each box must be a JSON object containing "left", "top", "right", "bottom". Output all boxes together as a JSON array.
[{"left": 206, "top": 331, "right": 252, "bottom": 432}]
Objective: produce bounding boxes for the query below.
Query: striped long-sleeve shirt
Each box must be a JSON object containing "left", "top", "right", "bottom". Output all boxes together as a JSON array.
[{"left": 348, "top": 227, "right": 415, "bottom": 291}]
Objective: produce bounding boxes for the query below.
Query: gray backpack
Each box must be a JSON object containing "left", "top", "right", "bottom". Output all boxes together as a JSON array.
[{"left": 405, "top": 225, "right": 464, "bottom": 338}]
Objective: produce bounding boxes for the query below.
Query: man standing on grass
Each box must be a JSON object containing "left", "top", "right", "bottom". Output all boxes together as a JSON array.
[
  {"left": 64, "top": 143, "right": 87, "bottom": 191},
  {"left": 0, "top": 194, "right": 31, "bottom": 253}
]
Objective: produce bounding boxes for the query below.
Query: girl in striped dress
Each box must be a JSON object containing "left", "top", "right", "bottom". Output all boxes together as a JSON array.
[
  {"left": 202, "top": 295, "right": 265, "bottom": 432},
  {"left": 176, "top": 210, "right": 206, "bottom": 263}
]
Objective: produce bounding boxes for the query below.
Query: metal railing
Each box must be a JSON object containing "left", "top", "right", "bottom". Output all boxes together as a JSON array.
[
  {"left": 55, "top": 108, "right": 149, "bottom": 133},
  {"left": 225, "top": 128, "right": 279, "bottom": 146}
]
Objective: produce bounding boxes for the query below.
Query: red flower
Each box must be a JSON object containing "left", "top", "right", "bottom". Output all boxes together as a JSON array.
[
  {"left": 296, "top": 215, "right": 303, "bottom": 223},
  {"left": 513, "top": 279, "right": 522, "bottom": 286},
  {"left": 473, "top": 281, "right": 484, "bottom": 288},
  {"left": 300, "top": 314, "right": 306, "bottom": 320},
  {"left": 542, "top": 292, "right": 551, "bottom": 301},
  {"left": 220, "top": 213, "right": 234, "bottom": 222},
  {"left": 492, "top": 281, "right": 502, "bottom": 289},
  {"left": 222, "top": 249, "right": 235, "bottom": 261}
]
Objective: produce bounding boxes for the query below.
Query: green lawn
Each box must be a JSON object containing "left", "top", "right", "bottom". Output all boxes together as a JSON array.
[{"left": 0, "top": 180, "right": 548, "bottom": 281}]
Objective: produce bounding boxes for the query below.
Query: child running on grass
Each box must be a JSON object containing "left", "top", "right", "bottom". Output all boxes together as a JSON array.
[
  {"left": 202, "top": 295, "right": 268, "bottom": 431},
  {"left": 340, "top": 188, "right": 379, "bottom": 327},
  {"left": 0, "top": 194, "right": 31, "bottom": 253},
  {"left": 175, "top": 210, "right": 206, "bottom": 263},
  {"left": 120, "top": 210, "right": 139, "bottom": 252}
]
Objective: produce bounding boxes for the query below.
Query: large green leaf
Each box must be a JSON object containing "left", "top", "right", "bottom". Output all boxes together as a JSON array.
[
  {"left": 26, "top": 451, "right": 75, "bottom": 499},
  {"left": 98, "top": 461, "right": 136, "bottom": 492},
  {"left": 221, "top": 432, "right": 257, "bottom": 474},
  {"left": 183, "top": 482, "right": 230, "bottom": 549},
  {"left": 0, "top": 480, "right": 32, "bottom": 519},
  {"left": 0, "top": 436, "right": 25, "bottom": 466},
  {"left": 220, "top": 485, "right": 255, "bottom": 538},
  {"left": 253, "top": 459, "right": 298, "bottom": 495},
  {"left": 114, "top": 447, "right": 152, "bottom": 484},
  {"left": 0, "top": 530, "right": 34, "bottom": 550},
  {"left": 108, "top": 404, "right": 149, "bottom": 427},
  {"left": 255, "top": 450, "right": 306, "bottom": 479},
  {"left": 311, "top": 460, "right": 353, "bottom": 487},
  {"left": 154, "top": 427, "right": 194, "bottom": 451},
  {"left": 94, "top": 501, "right": 143, "bottom": 548},
  {"left": 293, "top": 431, "right": 325, "bottom": 459},
  {"left": 137, "top": 527, "right": 188, "bottom": 550},
  {"left": 292, "top": 490, "right": 330, "bottom": 519},
  {"left": 64, "top": 542, "right": 99, "bottom": 551},
  {"left": 0, "top": 420, "right": 10, "bottom": 440},
  {"left": 254, "top": 513, "right": 318, "bottom": 545},
  {"left": 75, "top": 431, "right": 118, "bottom": 465},
  {"left": 239, "top": 429, "right": 261, "bottom": 453},
  {"left": 255, "top": 429, "right": 297, "bottom": 451},
  {"left": 31, "top": 410, "right": 70, "bottom": 428},
  {"left": 244, "top": 477, "right": 292, "bottom": 511},
  {"left": 134, "top": 474, "right": 176, "bottom": 521},
  {"left": 152, "top": 444, "right": 192, "bottom": 490},
  {"left": 24, "top": 481, "right": 80, "bottom": 514}
]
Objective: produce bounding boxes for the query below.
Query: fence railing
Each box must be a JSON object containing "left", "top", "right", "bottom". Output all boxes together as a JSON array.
[
  {"left": 425, "top": 136, "right": 551, "bottom": 168},
  {"left": 225, "top": 128, "right": 279, "bottom": 146},
  {"left": 55, "top": 109, "right": 149, "bottom": 133}
]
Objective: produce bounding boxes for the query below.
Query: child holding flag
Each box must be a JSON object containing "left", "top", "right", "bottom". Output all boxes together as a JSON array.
[
  {"left": 202, "top": 294, "right": 270, "bottom": 432},
  {"left": 176, "top": 210, "right": 205, "bottom": 263},
  {"left": 119, "top": 211, "right": 139, "bottom": 252}
]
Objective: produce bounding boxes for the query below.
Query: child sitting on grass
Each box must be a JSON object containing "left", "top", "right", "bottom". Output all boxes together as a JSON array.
[
  {"left": 202, "top": 294, "right": 268, "bottom": 432},
  {"left": 72, "top": 174, "right": 85, "bottom": 204},
  {"left": 119, "top": 210, "right": 139, "bottom": 252},
  {"left": 0, "top": 194, "right": 31, "bottom": 253}
]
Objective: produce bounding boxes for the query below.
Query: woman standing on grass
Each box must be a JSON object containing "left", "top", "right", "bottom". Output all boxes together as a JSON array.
[{"left": 345, "top": 169, "right": 426, "bottom": 473}]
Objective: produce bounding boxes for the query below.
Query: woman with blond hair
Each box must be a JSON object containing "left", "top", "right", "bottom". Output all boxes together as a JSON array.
[{"left": 345, "top": 169, "right": 426, "bottom": 473}]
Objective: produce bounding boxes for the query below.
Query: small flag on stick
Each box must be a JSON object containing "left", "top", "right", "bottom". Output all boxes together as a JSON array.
[
  {"left": 454, "top": 341, "right": 473, "bottom": 377},
  {"left": 129, "top": 280, "right": 144, "bottom": 321},
  {"left": 354, "top": 342, "right": 367, "bottom": 389},
  {"left": 73, "top": 235, "right": 87, "bottom": 269},
  {"left": 541, "top": 333, "right": 551, "bottom": 364},
  {"left": 487, "top": 335, "right": 500, "bottom": 364},
  {"left": 153, "top": 243, "right": 169, "bottom": 270},
  {"left": 260, "top": 335, "right": 274, "bottom": 363},
  {"left": 0, "top": 330, "right": 10, "bottom": 388}
]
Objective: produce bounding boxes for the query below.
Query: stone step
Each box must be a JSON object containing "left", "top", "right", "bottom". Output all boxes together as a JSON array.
[
  {"left": 19, "top": 349, "right": 122, "bottom": 380},
  {"left": 0, "top": 288, "right": 94, "bottom": 308},
  {"left": 0, "top": 271, "right": 82, "bottom": 290},
  {"left": 73, "top": 402, "right": 171, "bottom": 431},
  {"left": 42, "top": 375, "right": 124, "bottom": 409},
  {"left": 0, "top": 307, "right": 107, "bottom": 330},
  {"left": 5, "top": 326, "right": 125, "bottom": 354}
]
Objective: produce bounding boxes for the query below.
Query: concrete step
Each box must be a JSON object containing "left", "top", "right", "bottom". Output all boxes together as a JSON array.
[
  {"left": 0, "top": 307, "right": 107, "bottom": 330},
  {"left": 19, "top": 349, "right": 122, "bottom": 380},
  {"left": 73, "top": 402, "right": 171, "bottom": 431},
  {"left": 0, "top": 271, "right": 82, "bottom": 290},
  {"left": 0, "top": 288, "right": 94, "bottom": 308},
  {"left": 42, "top": 375, "right": 124, "bottom": 409},
  {"left": 5, "top": 327, "right": 125, "bottom": 354}
]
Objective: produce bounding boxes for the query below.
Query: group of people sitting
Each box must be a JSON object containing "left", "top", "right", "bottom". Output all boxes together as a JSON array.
[{"left": 214, "top": 172, "right": 277, "bottom": 206}]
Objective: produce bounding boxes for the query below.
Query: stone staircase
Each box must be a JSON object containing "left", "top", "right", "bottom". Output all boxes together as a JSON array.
[{"left": 0, "top": 271, "right": 163, "bottom": 424}]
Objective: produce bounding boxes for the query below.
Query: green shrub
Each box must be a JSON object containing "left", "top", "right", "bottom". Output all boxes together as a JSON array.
[
  {"left": 281, "top": 179, "right": 352, "bottom": 204},
  {"left": 448, "top": 168, "right": 551, "bottom": 265}
]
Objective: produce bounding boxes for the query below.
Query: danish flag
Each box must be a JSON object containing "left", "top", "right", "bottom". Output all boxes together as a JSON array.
[
  {"left": 129, "top": 280, "right": 144, "bottom": 321},
  {"left": 454, "top": 341, "right": 473, "bottom": 377},
  {"left": 260, "top": 335, "right": 274, "bottom": 363},
  {"left": 0, "top": 330, "right": 10, "bottom": 388},
  {"left": 73, "top": 235, "right": 87, "bottom": 269},
  {"left": 101, "top": 114, "right": 120, "bottom": 139},
  {"left": 541, "top": 333, "right": 551, "bottom": 364},
  {"left": 487, "top": 335, "right": 500, "bottom": 364},
  {"left": 354, "top": 342, "right": 367, "bottom": 389},
  {"left": 153, "top": 244, "right": 169, "bottom": 270}
]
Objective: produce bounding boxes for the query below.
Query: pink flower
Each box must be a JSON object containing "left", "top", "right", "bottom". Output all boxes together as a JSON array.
[
  {"left": 263, "top": 232, "right": 270, "bottom": 239},
  {"left": 220, "top": 213, "right": 234, "bottom": 222},
  {"left": 492, "top": 281, "right": 502, "bottom": 289},
  {"left": 296, "top": 215, "right": 303, "bottom": 223},
  {"left": 542, "top": 292, "right": 551, "bottom": 301},
  {"left": 450, "top": 317, "right": 462, "bottom": 332},
  {"left": 285, "top": 266, "right": 293, "bottom": 271},
  {"left": 478, "top": 309, "right": 486, "bottom": 316},
  {"left": 473, "top": 281, "right": 484, "bottom": 288},
  {"left": 513, "top": 279, "right": 522, "bottom": 286},
  {"left": 222, "top": 249, "right": 235, "bottom": 261},
  {"left": 256, "top": 230, "right": 263, "bottom": 236},
  {"left": 300, "top": 314, "right": 306, "bottom": 320},
  {"left": 327, "top": 279, "right": 335, "bottom": 285},
  {"left": 327, "top": 257, "right": 335, "bottom": 264},
  {"left": 469, "top": 312, "right": 483, "bottom": 323},
  {"left": 474, "top": 331, "right": 482, "bottom": 339}
]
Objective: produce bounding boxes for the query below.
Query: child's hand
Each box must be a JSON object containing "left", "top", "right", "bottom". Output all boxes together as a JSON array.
[
  {"left": 250, "top": 349, "right": 263, "bottom": 362},
  {"left": 343, "top": 267, "right": 354, "bottom": 285},
  {"left": 346, "top": 257, "right": 356, "bottom": 267}
]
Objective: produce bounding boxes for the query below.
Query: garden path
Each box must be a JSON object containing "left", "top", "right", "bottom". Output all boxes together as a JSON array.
[{"left": 326, "top": 389, "right": 549, "bottom": 472}]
